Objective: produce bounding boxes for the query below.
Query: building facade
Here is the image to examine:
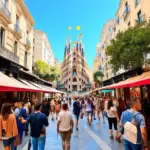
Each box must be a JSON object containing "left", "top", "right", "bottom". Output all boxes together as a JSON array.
[
  {"left": 0, "top": 0, "right": 34, "bottom": 72},
  {"left": 115, "top": 0, "right": 150, "bottom": 34},
  {"left": 60, "top": 36, "right": 91, "bottom": 92},
  {"left": 94, "top": 0, "right": 150, "bottom": 82},
  {"left": 98, "top": 20, "right": 116, "bottom": 81},
  {"left": 93, "top": 43, "right": 102, "bottom": 73},
  {"left": 33, "top": 30, "right": 55, "bottom": 67}
]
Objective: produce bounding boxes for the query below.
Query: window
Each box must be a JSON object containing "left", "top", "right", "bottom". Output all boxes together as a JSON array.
[
  {"left": 24, "top": 51, "right": 28, "bottom": 67},
  {"left": 128, "top": 21, "right": 131, "bottom": 27},
  {"left": 73, "top": 69, "right": 76, "bottom": 76},
  {"left": 137, "top": 10, "right": 142, "bottom": 23},
  {"left": 125, "top": 2, "right": 129, "bottom": 14},
  {"left": 135, "top": 0, "right": 140, "bottom": 7},
  {"left": 14, "top": 41, "right": 18, "bottom": 54},
  {"left": 73, "top": 78, "right": 77, "bottom": 82},
  {"left": 117, "top": 16, "right": 120, "bottom": 24},
  {"left": 0, "top": 27, "right": 5, "bottom": 47}
]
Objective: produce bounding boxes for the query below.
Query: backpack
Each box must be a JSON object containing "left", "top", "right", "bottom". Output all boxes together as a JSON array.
[{"left": 123, "top": 111, "right": 139, "bottom": 144}]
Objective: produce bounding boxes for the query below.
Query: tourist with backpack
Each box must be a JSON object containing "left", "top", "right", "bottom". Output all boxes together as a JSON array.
[
  {"left": 120, "top": 98, "right": 148, "bottom": 150},
  {"left": 73, "top": 98, "right": 81, "bottom": 130}
]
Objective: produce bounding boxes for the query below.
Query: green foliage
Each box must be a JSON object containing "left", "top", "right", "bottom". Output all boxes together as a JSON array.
[
  {"left": 34, "top": 60, "right": 60, "bottom": 83},
  {"left": 106, "top": 22, "right": 150, "bottom": 72},
  {"left": 93, "top": 71, "right": 104, "bottom": 83}
]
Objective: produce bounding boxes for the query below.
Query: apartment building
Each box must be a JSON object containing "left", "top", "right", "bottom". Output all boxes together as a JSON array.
[
  {"left": 33, "top": 30, "right": 55, "bottom": 67},
  {"left": 0, "top": 0, "right": 34, "bottom": 72},
  {"left": 99, "top": 20, "right": 116, "bottom": 81},
  {"left": 93, "top": 43, "right": 102, "bottom": 73},
  {"left": 61, "top": 36, "right": 91, "bottom": 92},
  {"left": 115, "top": 0, "right": 150, "bottom": 33},
  {"left": 94, "top": 0, "right": 150, "bottom": 82}
]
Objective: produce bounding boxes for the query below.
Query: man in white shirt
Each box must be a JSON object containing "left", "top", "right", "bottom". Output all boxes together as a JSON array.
[{"left": 57, "top": 103, "right": 74, "bottom": 150}]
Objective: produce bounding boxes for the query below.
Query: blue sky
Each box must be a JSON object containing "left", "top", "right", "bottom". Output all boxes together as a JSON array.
[{"left": 25, "top": 0, "right": 120, "bottom": 69}]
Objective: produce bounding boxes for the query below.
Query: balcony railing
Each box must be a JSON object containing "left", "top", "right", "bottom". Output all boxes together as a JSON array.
[
  {"left": 0, "top": 46, "right": 19, "bottom": 64},
  {"left": 0, "top": 0, "right": 11, "bottom": 21},
  {"left": 14, "top": 24, "right": 22, "bottom": 36}
]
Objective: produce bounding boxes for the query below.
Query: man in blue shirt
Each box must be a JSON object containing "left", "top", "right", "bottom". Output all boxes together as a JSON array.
[
  {"left": 120, "top": 98, "right": 148, "bottom": 150},
  {"left": 73, "top": 98, "right": 81, "bottom": 131},
  {"left": 21, "top": 103, "right": 49, "bottom": 150}
]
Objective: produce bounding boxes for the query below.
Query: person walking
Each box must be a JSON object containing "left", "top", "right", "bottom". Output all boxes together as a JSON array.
[
  {"left": 14, "top": 101, "right": 28, "bottom": 143},
  {"left": 0, "top": 103, "right": 18, "bottom": 150},
  {"left": 50, "top": 100, "right": 55, "bottom": 121},
  {"left": 73, "top": 98, "right": 81, "bottom": 130},
  {"left": 120, "top": 98, "right": 148, "bottom": 150},
  {"left": 84, "top": 98, "right": 93, "bottom": 126},
  {"left": 41, "top": 100, "right": 50, "bottom": 118},
  {"left": 57, "top": 103, "right": 74, "bottom": 150},
  {"left": 107, "top": 100, "right": 119, "bottom": 140},
  {"left": 55, "top": 101, "right": 61, "bottom": 120},
  {"left": 21, "top": 103, "right": 49, "bottom": 150}
]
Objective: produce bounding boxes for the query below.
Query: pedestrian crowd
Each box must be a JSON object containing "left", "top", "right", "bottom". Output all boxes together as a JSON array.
[{"left": 0, "top": 95, "right": 149, "bottom": 150}]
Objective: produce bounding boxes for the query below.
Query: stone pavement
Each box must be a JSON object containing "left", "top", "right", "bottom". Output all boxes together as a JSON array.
[{"left": 0, "top": 109, "right": 149, "bottom": 150}]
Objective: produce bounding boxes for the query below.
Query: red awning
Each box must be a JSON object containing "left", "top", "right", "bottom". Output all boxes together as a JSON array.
[
  {"left": 103, "top": 72, "right": 150, "bottom": 89},
  {"left": 0, "top": 72, "right": 44, "bottom": 92}
]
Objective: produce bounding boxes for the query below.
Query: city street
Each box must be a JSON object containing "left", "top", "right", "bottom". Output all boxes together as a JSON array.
[
  {"left": 18, "top": 115, "right": 123, "bottom": 150},
  {"left": 0, "top": 103, "right": 124, "bottom": 150}
]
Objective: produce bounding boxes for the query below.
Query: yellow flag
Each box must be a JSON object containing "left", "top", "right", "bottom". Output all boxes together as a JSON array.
[
  {"left": 76, "top": 26, "right": 81, "bottom": 30},
  {"left": 68, "top": 26, "right": 72, "bottom": 30}
]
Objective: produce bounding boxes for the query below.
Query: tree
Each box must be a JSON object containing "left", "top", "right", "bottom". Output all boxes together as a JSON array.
[
  {"left": 106, "top": 22, "right": 150, "bottom": 72},
  {"left": 34, "top": 60, "right": 50, "bottom": 76},
  {"left": 93, "top": 71, "right": 104, "bottom": 87}
]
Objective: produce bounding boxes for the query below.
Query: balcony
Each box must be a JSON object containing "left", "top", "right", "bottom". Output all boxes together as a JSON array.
[
  {"left": 123, "top": 6, "right": 130, "bottom": 20},
  {"left": 14, "top": 24, "right": 22, "bottom": 39},
  {"left": 25, "top": 38, "right": 31, "bottom": 50},
  {"left": 0, "top": 0, "right": 11, "bottom": 25},
  {"left": 0, "top": 46, "right": 19, "bottom": 64}
]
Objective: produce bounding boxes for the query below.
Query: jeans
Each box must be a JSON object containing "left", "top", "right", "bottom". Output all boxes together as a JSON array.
[
  {"left": 32, "top": 136, "right": 46, "bottom": 150},
  {"left": 18, "top": 128, "right": 24, "bottom": 142},
  {"left": 123, "top": 139, "right": 142, "bottom": 150}
]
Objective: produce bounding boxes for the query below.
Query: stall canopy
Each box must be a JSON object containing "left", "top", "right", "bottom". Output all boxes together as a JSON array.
[
  {"left": 0, "top": 72, "right": 44, "bottom": 92},
  {"left": 28, "top": 81, "right": 64, "bottom": 94},
  {"left": 103, "top": 72, "right": 150, "bottom": 89}
]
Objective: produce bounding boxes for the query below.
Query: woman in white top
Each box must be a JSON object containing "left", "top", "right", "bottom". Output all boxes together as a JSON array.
[
  {"left": 107, "top": 100, "right": 119, "bottom": 140},
  {"left": 84, "top": 98, "right": 93, "bottom": 126}
]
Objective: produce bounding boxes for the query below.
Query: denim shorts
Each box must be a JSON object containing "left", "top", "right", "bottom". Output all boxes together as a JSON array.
[{"left": 3, "top": 137, "right": 14, "bottom": 147}]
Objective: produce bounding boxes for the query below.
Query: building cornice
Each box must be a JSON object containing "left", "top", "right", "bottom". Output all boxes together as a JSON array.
[
  {"left": 16, "top": 0, "right": 34, "bottom": 27},
  {"left": 116, "top": 0, "right": 126, "bottom": 16}
]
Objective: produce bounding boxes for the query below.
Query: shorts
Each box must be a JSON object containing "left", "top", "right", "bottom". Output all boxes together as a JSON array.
[
  {"left": 3, "top": 137, "right": 15, "bottom": 147},
  {"left": 108, "top": 117, "right": 117, "bottom": 130},
  {"left": 59, "top": 129, "right": 72, "bottom": 144},
  {"left": 86, "top": 111, "right": 92, "bottom": 118},
  {"left": 75, "top": 113, "right": 80, "bottom": 121}
]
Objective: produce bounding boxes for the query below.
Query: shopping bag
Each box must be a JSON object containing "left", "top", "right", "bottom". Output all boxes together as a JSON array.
[
  {"left": 80, "top": 112, "right": 84, "bottom": 119},
  {"left": 14, "top": 135, "right": 21, "bottom": 146}
]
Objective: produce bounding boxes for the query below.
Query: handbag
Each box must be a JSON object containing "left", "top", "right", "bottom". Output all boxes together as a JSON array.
[
  {"left": 123, "top": 111, "right": 138, "bottom": 144},
  {"left": 80, "top": 112, "right": 84, "bottom": 119},
  {"left": 13, "top": 135, "right": 21, "bottom": 146}
]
